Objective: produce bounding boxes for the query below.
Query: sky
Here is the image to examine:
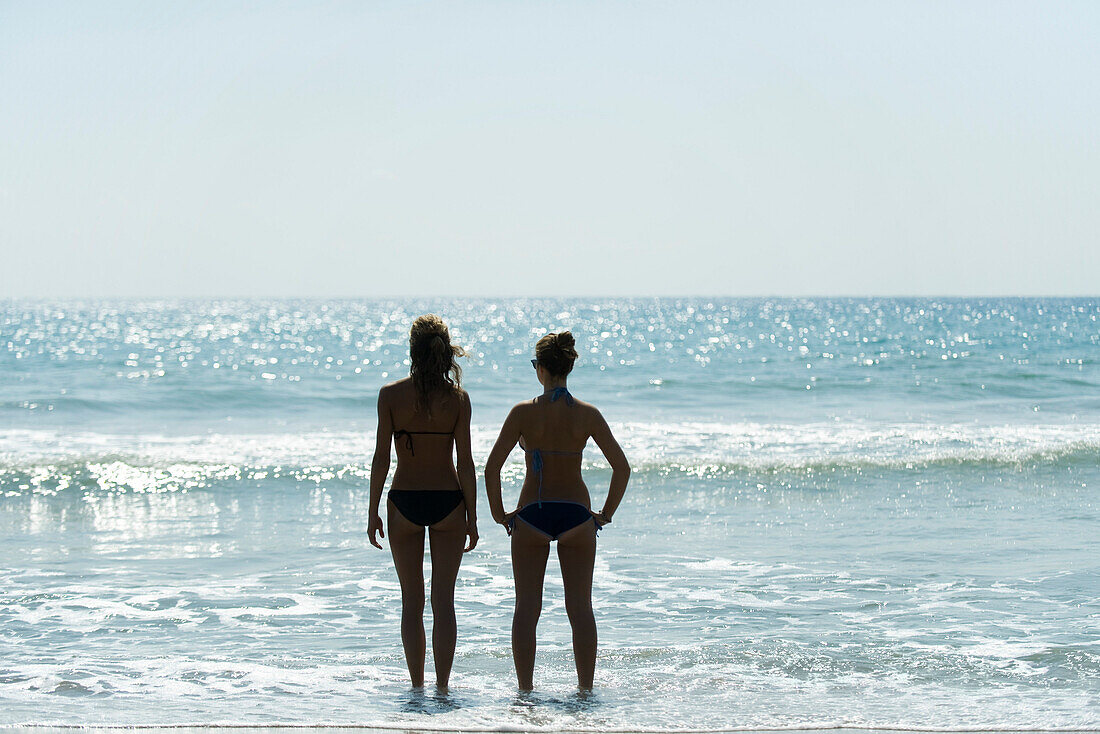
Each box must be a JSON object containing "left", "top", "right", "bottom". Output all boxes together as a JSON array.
[{"left": 1, "top": 1, "right": 1098, "bottom": 298}]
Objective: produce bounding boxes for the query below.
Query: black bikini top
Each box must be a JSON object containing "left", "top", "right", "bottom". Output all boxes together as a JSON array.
[{"left": 393, "top": 415, "right": 459, "bottom": 456}]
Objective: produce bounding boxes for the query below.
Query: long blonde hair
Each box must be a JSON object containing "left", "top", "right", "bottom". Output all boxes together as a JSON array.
[{"left": 409, "top": 314, "right": 466, "bottom": 411}]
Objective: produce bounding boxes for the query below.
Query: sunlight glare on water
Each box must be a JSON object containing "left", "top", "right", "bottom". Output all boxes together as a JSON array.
[{"left": 1, "top": 298, "right": 1098, "bottom": 729}]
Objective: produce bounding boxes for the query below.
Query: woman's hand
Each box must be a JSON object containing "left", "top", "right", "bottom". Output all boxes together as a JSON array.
[
  {"left": 368, "top": 513, "right": 385, "bottom": 549},
  {"left": 591, "top": 509, "right": 611, "bottom": 528},
  {"left": 464, "top": 519, "right": 479, "bottom": 552},
  {"left": 500, "top": 510, "right": 517, "bottom": 535}
]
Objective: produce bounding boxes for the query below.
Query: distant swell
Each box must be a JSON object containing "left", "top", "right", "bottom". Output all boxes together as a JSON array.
[{"left": 10, "top": 725, "right": 1100, "bottom": 733}]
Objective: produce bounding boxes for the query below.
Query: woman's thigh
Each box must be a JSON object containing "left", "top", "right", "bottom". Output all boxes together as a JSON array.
[
  {"left": 511, "top": 520, "right": 551, "bottom": 603},
  {"left": 388, "top": 500, "right": 426, "bottom": 596},
  {"left": 556, "top": 520, "right": 597, "bottom": 610},
  {"left": 427, "top": 501, "right": 466, "bottom": 592}
]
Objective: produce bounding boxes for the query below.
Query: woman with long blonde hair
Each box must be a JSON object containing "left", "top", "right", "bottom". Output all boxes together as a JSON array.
[{"left": 368, "top": 314, "right": 477, "bottom": 689}]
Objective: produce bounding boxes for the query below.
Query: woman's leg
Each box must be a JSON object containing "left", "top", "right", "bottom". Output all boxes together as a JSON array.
[
  {"left": 510, "top": 519, "right": 550, "bottom": 690},
  {"left": 557, "top": 519, "right": 598, "bottom": 689},
  {"left": 388, "top": 500, "right": 426, "bottom": 686},
  {"left": 426, "top": 501, "right": 467, "bottom": 688}
]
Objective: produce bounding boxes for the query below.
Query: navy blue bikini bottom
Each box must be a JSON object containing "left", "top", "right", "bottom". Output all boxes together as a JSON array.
[{"left": 510, "top": 500, "right": 596, "bottom": 540}]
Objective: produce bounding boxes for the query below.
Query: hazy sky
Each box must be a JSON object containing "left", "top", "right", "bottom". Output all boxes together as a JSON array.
[{"left": 1, "top": 1, "right": 1098, "bottom": 297}]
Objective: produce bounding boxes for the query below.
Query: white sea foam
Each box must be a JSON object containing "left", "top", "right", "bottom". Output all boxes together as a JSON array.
[
  {"left": 4, "top": 299, "right": 1099, "bottom": 728},
  {"left": 2, "top": 421, "right": 1098, "bottom": 473}
]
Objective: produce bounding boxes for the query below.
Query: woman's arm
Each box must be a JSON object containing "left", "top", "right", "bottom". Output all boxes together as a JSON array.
[
  {"left": 454, "top": 390, "right": 478, "bottom": 551},
  {"left": 368, "top": 386, "right": 394, "bottom": 549},
  {"left": 588, "top": 408, "right": 630, "bottom": 523},
  {"left": 484, "top": 405, "right": 523, "bottom": 526}
]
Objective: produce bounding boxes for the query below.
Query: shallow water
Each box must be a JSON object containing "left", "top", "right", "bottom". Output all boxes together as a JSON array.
[{"left": 1, "top": 298, "right": 1098, "bottom": 729}]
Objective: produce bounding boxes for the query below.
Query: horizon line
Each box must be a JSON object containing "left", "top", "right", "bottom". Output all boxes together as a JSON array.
[{"left": 3, "top": 294, "right": 1099, "bottom": 301}]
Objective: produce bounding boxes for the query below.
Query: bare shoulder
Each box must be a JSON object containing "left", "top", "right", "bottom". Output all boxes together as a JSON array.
[
  {"left": 454, "top": 387, "right": 472, "bottom": 414},
  {"left": 570, "top": 396, "right": 606, "bottom": 425},
  {"left": 570, "top": 395, "right": 596, "bottom": 410},
  {"left": 506, "top": 399, "right": 535, "bottom": 422},
  {"left": 378, "top": 377, "right": 411, "bottom": 401}
]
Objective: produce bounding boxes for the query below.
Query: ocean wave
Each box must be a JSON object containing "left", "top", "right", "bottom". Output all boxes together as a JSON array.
[
  {"left": 9, "top": 725, "right": 1100, "bottom": 732},
  {"left": 1, "top": 423, "right": 1098, "bottom": 496}
]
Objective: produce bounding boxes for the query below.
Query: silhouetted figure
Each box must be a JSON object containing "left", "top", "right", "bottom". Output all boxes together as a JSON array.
[
  {"left": 485, "top": 331, "right": 630, "bottom": 691},
  {"left": 369, "top": 315, "right": 478, "bottom": 689}
]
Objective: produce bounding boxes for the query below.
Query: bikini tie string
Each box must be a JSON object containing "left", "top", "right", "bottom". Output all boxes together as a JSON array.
[
  {"left": 393, "top": 430, "right": 415, "bottom": 455},
  {"left": 531, "top": 448, "right": 544, "bottom": 507}
]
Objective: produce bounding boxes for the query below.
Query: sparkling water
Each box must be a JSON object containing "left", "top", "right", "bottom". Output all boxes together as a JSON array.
[{"left": 1, "top": 298, "right": 1098, "bottom": 729}]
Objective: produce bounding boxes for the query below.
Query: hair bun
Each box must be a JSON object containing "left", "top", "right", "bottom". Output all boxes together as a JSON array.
[
  {"left": 553, "top": 331, "right": 578, "bottom": 359},
  {"left": 535, "top": 330, "right": 578, "bottom": 377}
]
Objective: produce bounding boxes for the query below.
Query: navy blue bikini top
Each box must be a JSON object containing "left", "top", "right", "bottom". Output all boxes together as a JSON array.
[{"left": 523, "top": 387, "right": 584, "bottom": 506}]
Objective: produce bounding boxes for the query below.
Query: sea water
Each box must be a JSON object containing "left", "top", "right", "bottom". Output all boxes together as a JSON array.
[{"left": 1, "top": 298, "right": 1098, "bottom": 729}]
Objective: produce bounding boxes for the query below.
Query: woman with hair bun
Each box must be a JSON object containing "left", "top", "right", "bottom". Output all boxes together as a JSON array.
[
  {"left": 485, "top": 330, "right": 631, "bottom": 691},
  {"left": 368, "top": 314, "right": 477, "bottom": 689}
]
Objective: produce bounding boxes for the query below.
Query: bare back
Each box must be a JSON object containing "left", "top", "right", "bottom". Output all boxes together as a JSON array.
[
  {"left": 380, "top": 377, "right": 465, "bottom": 492},
  {"left": 514, "top": 393, "right": 598, "bottom": 508}
]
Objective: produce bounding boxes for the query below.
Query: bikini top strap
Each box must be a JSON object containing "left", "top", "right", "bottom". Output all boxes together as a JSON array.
[
  {"left": 533, "top": 448, "right": 544, "bottom": 507},
  {"left": 527, "top": 390, "right": 576, "bottom": 506},
  {"left": 549, "top": 386, "right": 575, "bottom": 405},
  {"left": 525, "top": 445, "right": 584, "bottom": 507},
  {"left": 393, "top": 421, "right": 458, "bottom": 457}
]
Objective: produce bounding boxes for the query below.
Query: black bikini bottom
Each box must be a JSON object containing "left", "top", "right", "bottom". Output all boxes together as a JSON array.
[
  {"left": 511, "top": 500, "right": 595, "bottom": 540},
  {"left": 388, "top": 489, "right": 464, "bottom": 526}
]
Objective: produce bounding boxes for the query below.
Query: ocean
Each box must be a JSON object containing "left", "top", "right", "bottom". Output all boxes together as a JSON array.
[{"left": 1, "top": 298, "right": 1098, "bottom": 730}]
